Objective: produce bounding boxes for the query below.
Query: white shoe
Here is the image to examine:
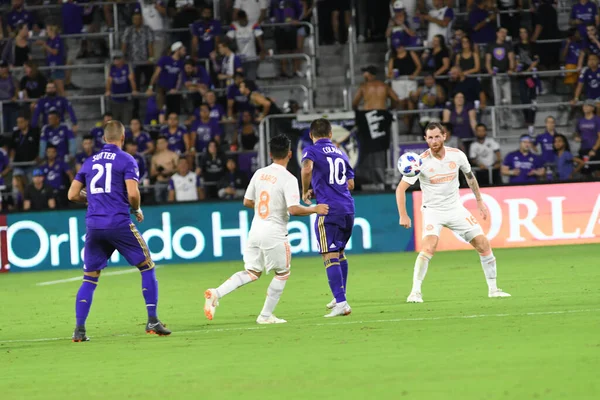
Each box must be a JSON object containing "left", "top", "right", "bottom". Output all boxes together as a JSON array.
[
  {"left": 326, "top": 298, "right": 337, "bottom": 309},
  {"left": 204, "top": 289, "right": 219, "bottom": 320},
  {"left": 489, "top": 289, "right": 511, "bottom": 298},
  {"left": 406, "top": 292, "right": 423, "bottom": 303},
  {"left": 324, "top": 302, "right": 351, "bottom": 318},
  {"left": 256, "top": 315, "right": 287, "bottom": 324}
]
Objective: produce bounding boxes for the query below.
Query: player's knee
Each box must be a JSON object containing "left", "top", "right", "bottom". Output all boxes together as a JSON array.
[
  {"left": 247, "top": 270, "right": 261, "bottom": 279},
  {"left": 471, "top": 235, "right": 490, "bottom": 254},
  {"left": 136, "top": 259, "right": 155, "bottom": 272},
  {"left": 275, "top": 271, "right": 290, "bottom": 281},
  {"left": 84, "top": 271, "right": 100, "bottom": 278}
]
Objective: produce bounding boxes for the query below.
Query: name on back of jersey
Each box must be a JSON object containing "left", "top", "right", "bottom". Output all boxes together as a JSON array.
[
  {"left": 260, "top": 173, "right": 277, "bottom": 184},
  {"left": 92, "top": 152, "right": 117, "bottom": 162},
  {"left": 322, "top": 146, "right": 342, "bottom": 155}
]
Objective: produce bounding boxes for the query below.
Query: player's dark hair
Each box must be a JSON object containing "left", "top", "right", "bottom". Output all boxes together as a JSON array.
[
  {"left": 476, "top": 123, "right": 487, "bottom": 130},
  {"left": 553, "top": 133, "right": 571, "bottom": 153},
  {"left": 424, "top": 122, "right": 445, "bottom": 136},
  {"left": 82, "top": 135, "right": 94, "bottom": 141},
  {"left": 269, "top": 135, "right": 291, "bottom": 160},
  {"left": 310, "top": 118, "right": 332, "bottom": 139},
  {"left": 103, "top": 112, "right": 113, "bottom": 118},
  {"left": 237, "top": 10, "right": 247, "bottom": 19},
  {"left": 124, "top": 139, "right": 136, "bottom": 147},
  {"left": 46, "top": 144, "right": 57, "bottom": 150}
]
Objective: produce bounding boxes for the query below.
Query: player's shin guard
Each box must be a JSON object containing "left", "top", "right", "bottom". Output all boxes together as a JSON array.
[
  {"left": 325, "top": 258, "right": 346, "bottom": 303},
  {"left": 339, "top": 255, "right": 348, "bottom": 294},
  {"left": 412, "top": 252, "right": 432, "bottom": 293},
  {"left": 138, "top": 262, "right": 158, "bottom": 320},
  {"left": 479, "top": 251, "right": 498, "bottom": 291},
  {"left": 75, "top": 275, "right": 99, "bottom": 326},
  {"left": 259, "top": 272, "right": 290, "bottom": 318},
  {"left": 216, "top": 270, "right": 258, "bottom": 298}
]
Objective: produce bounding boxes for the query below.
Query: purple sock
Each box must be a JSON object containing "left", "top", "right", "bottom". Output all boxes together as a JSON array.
[
  {"left": 140, "top": 267, "right": 158, "bottom": 319},
  {"left": 340, "top": 256, "right": 348, "bottom": 294},
  {"left": 325, "top": 258, "right": 346, "bottom": 303},
  {"left": 75, "top": 276, "right": 99, "bottom": 326}
]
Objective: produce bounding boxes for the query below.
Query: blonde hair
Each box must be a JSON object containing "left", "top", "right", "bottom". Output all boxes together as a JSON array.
[{"left": 104, "top": 120, "right": 125, "bottom": 143}]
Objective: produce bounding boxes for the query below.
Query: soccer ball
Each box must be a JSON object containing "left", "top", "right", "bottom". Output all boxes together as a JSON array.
[{"left": 397, "top": 152, "right": 422, "bottom": 177}]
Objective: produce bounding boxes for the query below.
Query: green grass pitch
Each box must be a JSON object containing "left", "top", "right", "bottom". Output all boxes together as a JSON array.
[{"left": 1, "top": 244, "right": 599, "bottom": 399}]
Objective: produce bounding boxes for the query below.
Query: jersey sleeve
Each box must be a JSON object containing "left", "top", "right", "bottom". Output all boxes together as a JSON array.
[
  {"left": 458, "top": 150, "right": 472, "bottom": 174},
  {"left": 124, "top": 156, "right": 140, "bottom": 182},
  {"left": 301, "top": 146, "right": 314, "bottom": 162},
  {"left": 491, "top": 139, "right": 500, "bottom": 152},
  {"left": 74, "top": 163, "right": 86, "bottom": 184},
  {"left": 283, "top": 177, "right": 301, "bottom": 208},
  {"left": 244, "top": 173, "right": 256, "bottom": 201},
  {"left": 503, "top": 153, "right": 513, "bottom": 168},
  {"left": 401, "top": 175, "right": 419, "bottom": 185}
]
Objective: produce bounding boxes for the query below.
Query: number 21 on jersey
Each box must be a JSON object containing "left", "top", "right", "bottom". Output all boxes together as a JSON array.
[
  {"left": 90, "top": 163, "right": 113, "bottom": 194},
  {"left": 326, "top": 157, "right": 346, "bottom": 185}
]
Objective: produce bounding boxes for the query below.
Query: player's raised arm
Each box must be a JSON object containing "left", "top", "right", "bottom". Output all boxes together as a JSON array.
[{"left": 396, "top": 180, "right": 413, "bottom": 228}]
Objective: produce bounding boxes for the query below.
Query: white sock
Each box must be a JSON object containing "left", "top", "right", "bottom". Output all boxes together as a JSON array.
[
  {"left": 412, "top": 252, "right": 432, "bottom": 293},
  {"left": 259, "top": 273, "right": 289, "bottom": 318},
  {"left": 216, "top": 270, "right": 257, "bottom": 299},
  {"left": 479, "top": 252, "right": 498, "bottom": 291}
]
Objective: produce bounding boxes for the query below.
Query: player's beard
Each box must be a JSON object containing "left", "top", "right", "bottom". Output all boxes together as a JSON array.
[{"left": 429, "top": 142, "right": 443, "bottom": 153}]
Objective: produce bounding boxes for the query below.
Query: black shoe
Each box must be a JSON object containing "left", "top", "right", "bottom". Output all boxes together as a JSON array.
[
  {"left": 145, "top": 320, "right": 171, "bottom": 336},
  {"left": 72, "top": 326, "right": 90, "bottom": 342}
]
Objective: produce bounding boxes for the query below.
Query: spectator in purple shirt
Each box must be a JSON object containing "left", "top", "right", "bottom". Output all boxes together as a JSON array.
[
  {"left": 570, "top": 0, "right": 599, "bottom": 39},
  {"left": 35, "top": 24, "right": 66, "bottom": 96},
  {"left": 128, "top": 118, "right": 155, "bottom": 155},
  {"left": 573, "top": 53, "right": 600, "bottom": 114},
  {"left": 105, "top": 51, "right": 138, "bottom": 125},
  {"left": 270, "top": 0, "right": 304, "bottom": 77},
  {"left": 575, "top": 100, "right": 600, "bottom": 173},
  {"left": 190, "top": 103, "right": 222, "bottom": 154},
  {"left": 147, "top": 41, "right": 186, "bottom": 114},
  {"left": 180, "top": 58, "right": 211, "bottom": 114},
  {"left": 469, "top": 0, "right": 496, "bottom": 45},
  {"left": 190, "top": 4, "right": 222, "bottom": 60},
  {"left": 563, "top": 28, "right": 584, "bottom": 88},
  {"left": 195, "top": 90, "right": 226, "bottom": 125},
  {"left": 501, "top": 134, "right": 545, "bottom": 184},
  {"left": 534, "top": 116, "right": 559, "bottom": 165},
  {"left": 5, "top": 0, "right": 37, "bottom": 33},
  {"left": 40, "top": 144, "right": 74, "bottom": 207}
]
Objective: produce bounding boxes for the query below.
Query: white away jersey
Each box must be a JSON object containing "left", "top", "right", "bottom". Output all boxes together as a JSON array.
[
  {"left": 402, "top": 147, "right": 471, "bottom": 211},
  {"left": 245, "top": 163, "right": 300, "bottom": 241}
]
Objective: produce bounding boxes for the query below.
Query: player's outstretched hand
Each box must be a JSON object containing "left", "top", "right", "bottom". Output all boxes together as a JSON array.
[
  {"left": 302, "top": 189, "right": 314, "bottom": 205},
  {"left": 315, "top": 204, "right": 329, "bottom": 215},
  {"left": 399, "top": 214, "right": 412, "bottom": 229},
  {"left": 477, "top": 201, "right": 488, "bottom": 221}
]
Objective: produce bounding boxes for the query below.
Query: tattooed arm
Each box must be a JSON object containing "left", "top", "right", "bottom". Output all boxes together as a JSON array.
[{"left": 464, "top": 170, "right": 488, "bottom": 221}]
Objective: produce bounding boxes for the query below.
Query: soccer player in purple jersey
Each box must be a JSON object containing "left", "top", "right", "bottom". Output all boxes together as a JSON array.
[
  {"left": 67, "top": 121, "right": 170, "bottom": 342},
  {"left": 301, "top": 118, "right": 355, "bottom": 318}
]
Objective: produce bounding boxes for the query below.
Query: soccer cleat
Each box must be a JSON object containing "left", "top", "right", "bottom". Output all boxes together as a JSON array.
[
  {"left": 326, "top": 298, "right": 337, "bottom": 309},
  {"left": 145, "top": 320, "right": 171, "bottom": 336},
  {"left": 72, "top": 326, "right": 89, "bottom": 342},
  {"left": 324, "top": 302, "right": 352, "bottom": 318},
  {"left": 407, "top": 292, "right": 424, "bottom": 303},
  {"left": 204, "top": 289, "right": 219, "bottom": 320},
  {"left": 256, "top": 315, "right": 287, "bottom": 324},
  {"left": 489, "top": 289, "right": 511, "bottom": 298}
]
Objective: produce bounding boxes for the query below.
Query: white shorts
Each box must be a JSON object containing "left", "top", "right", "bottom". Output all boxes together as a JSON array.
[
  {"left": 391, "top": 79, "right": 418, "bottom": 101},
  {"left": 421, "top": 206, "right": 484, "bottom": 243},
  {"left": 243, "top": 239, "right": 291, "bottom": 275}
]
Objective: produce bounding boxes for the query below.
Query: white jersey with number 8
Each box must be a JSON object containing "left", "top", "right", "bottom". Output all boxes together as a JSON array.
[{"left": 245, "top": 163, "right": 300, "bottom": 243}]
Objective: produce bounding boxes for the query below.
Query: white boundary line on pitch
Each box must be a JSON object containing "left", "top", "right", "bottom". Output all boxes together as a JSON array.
[
  {"left": 1, "top": 308, "right": 598, "bottom": 344},
  {"left": 36, "top": 267, "right": 160, "bottom": 286}
]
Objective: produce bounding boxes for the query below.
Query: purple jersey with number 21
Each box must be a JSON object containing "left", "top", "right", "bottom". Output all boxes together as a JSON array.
[
  {"left": 75, "top": 143, "right": 150, "bottom": 271},
  {"left": 302, "top": 138, "right": 355, "bottom": 254}
]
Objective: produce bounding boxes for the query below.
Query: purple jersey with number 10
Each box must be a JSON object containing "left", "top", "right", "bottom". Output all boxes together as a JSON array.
[
  {"left": 75, "top": 143, "right": 150, "bottom": 271},
  {"left": 302, "top": 138, "right": 355, "bottom": 254}
]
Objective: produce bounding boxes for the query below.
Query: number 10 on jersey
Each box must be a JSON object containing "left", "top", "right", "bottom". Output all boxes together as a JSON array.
[{"left": 327, "top": 157, "right": 347, "bottom": 185}]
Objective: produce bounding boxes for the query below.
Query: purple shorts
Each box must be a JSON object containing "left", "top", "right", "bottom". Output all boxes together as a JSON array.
[
  {"left": 84, "top": 224, "right": 151, "bottom": 272},
  {"left": 314, "top": 213, "right": 354, "bottom": 254}
]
